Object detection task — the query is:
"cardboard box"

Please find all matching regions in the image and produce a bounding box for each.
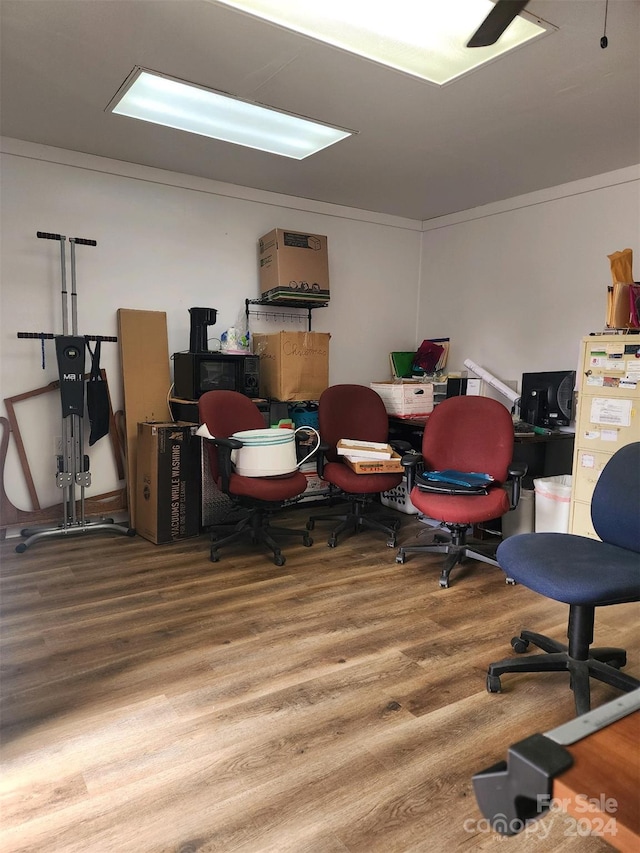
[370,381,434,417]
[258,228,330,301]
[342,452,404,474]
[136,422,201,544]
[253,331,330,402]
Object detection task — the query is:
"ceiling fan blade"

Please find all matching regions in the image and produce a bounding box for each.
[467,0,531,48]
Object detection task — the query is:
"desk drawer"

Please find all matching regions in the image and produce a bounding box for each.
[572,449,614,504]
[574,409,640,450]
[570,500,600,540]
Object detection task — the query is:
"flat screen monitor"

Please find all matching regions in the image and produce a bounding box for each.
[519,370,576,428]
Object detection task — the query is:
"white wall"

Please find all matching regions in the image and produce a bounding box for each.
[418,166,640,399]
[0,139,421,512]
[2,138,638,520]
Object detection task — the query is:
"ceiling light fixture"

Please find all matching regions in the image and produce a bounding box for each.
[209,0,555,85]
[107,67,355,159]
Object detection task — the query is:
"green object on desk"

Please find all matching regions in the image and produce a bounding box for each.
[533,426,553,436]
[390,351,423,378]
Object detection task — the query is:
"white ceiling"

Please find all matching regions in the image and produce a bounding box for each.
[1,0,639,222]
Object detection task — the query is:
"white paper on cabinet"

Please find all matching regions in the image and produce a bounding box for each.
[589,397,632,428]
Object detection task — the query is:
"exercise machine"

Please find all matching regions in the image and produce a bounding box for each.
[14,231,135,552]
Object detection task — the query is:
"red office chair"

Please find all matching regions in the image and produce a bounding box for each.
[306,384,408,547]
[199,390,312,566]
[396,395,526,588]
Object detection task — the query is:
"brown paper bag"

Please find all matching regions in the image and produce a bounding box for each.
[606,249,636,329]
[253,331,330,401]
[607,281,638,329]
[607,249,634,285]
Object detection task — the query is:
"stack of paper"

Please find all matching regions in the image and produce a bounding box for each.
[336,439,394,460]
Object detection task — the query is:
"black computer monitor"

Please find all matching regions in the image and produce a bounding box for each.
[519,370,576,428]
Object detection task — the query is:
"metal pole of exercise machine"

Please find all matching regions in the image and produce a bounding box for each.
[15,232,135,553]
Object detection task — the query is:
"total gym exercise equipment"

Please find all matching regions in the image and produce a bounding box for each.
[14,231,135,552]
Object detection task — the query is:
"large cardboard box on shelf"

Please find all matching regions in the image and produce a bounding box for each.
[136,422,200,545]
[370,381,434,417]
[258,228,330,302]
[253,331,330,402]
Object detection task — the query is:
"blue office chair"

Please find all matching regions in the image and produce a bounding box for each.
[487,441,640,716]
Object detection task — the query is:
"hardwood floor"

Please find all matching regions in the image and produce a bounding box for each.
[1,507,638,852]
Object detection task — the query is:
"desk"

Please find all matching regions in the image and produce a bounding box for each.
[554,711,639,852]
[387,415,575,487]
[473,690,640,850]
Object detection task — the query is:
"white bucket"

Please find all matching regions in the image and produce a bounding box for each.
[534,474,572,533]
[230,427,320,477]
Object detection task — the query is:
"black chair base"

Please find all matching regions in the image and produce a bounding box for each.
[487,627,640,717]
[396,524,511,588]
[209,507,312,566]
[307,497,400,548]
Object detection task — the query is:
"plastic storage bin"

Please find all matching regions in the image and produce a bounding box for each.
[381,476,420,515]
[533,475,572,533]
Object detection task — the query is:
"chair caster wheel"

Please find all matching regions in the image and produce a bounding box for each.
[327,537,337,548]
[487,674,502,693]
[306,520,315,531]
[386,536,397,548]
[434,533,448,544]
[302,534,313,547]
[511,636,529,654]
[395,551,406,564]
[505,577,517,585]
[274,553,286,567]
[439,578,450,589]
[210,550,220,563]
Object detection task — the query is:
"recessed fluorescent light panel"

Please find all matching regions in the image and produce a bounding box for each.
[211,0,554,85]
[107,68,354,159]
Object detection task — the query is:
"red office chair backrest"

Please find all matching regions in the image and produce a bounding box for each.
[199,390,266,483]
[421,396,514,482]
[319,384,391,463]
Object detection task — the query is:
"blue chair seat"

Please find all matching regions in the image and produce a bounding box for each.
[497,533,640,606]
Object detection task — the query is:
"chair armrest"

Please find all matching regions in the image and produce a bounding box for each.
[207,435,242,492]
[508,462,528,479]
[401,450,423,491]
[390,439,413,456]
[315,441,331,478]
[506,462,528,510]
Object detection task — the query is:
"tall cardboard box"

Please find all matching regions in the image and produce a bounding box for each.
[253,331,330,402]
[258,228,330,302]
[136,422,200,544]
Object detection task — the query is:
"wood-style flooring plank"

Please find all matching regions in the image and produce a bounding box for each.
[1,508,637,852]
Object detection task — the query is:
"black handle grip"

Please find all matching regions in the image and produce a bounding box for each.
[36,231,64,241]
[17,332,55,339]
[71,238,97,246]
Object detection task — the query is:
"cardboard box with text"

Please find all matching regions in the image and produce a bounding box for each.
[258,228,330,302]
[136,422,200,544]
